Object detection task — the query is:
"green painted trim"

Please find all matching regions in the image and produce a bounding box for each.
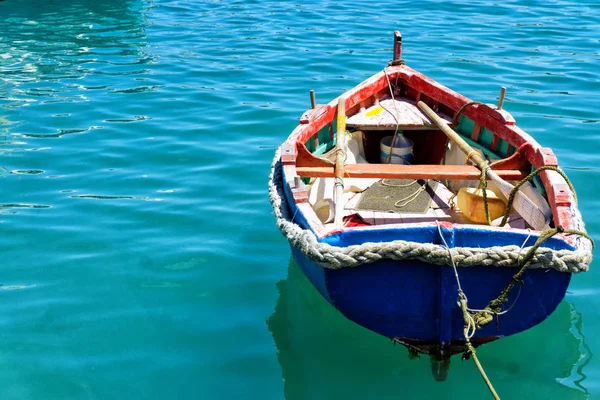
[461,135,500,160]
[318,125,330,147]
[497,138,509,158]
[305,125,335,155]
[532,173,547,196]
[480,127,494,148]
[456,116,501,159]
[456,116,475,138]
[314,142,331,156]
[305,135,315,152]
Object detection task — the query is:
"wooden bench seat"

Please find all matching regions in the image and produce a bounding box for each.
[296,163,528,181]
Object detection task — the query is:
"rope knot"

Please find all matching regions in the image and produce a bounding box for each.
[388,59,406,66]
[473,310,495,329]
[557,225,565,233]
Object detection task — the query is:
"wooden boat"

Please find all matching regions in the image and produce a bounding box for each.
[269,31,593,380]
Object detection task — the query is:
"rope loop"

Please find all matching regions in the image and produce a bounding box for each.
[465,150,480,165]
[499,165,578,227]
[387,59,406,66]
[451,101,484,126]
[472,225,593,330]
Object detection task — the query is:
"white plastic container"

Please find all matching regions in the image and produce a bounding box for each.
[380,135,413,164]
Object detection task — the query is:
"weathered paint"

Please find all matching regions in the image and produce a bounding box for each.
[393,30,402,61]
[347,97,452,130]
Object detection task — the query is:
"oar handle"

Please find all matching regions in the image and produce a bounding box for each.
[334,97,346,227]
[417,101,487,170]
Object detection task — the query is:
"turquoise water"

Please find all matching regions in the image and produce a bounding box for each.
[0,0,598,398]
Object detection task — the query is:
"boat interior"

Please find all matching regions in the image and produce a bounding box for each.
[285,72,555,232]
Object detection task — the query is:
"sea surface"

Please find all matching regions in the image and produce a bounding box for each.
[0,0,598,399]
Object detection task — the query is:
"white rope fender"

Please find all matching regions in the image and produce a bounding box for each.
[269,150,593,273]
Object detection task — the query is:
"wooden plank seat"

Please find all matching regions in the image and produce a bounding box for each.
[296,164,528,181]
[346,97,452,130]
[291,141,530,181]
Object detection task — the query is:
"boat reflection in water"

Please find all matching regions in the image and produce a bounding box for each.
[268,260,590,399]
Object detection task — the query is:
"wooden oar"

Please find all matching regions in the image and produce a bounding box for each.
[417,101,548,231]
[334,97,346,228]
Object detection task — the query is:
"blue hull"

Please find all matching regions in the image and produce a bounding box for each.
[291,244,570,352]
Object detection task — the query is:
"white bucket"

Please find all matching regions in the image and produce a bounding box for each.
[380,135,413,164]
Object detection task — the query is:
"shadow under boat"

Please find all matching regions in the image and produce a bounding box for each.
[267,259,590,399]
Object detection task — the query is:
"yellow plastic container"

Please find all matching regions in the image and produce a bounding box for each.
[456,187,507,224]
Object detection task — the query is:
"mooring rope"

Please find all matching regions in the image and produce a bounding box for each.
[499,166,577,227]
[451,101,484,127]
[436,221,499,398]
[472,224,593,329]
[435,220,593,400]
[458,293,501,400]
[382,67,403,165]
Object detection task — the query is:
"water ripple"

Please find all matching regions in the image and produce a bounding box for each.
[70,194,162,201]
[0,0,598,398]
[0,203,50,209]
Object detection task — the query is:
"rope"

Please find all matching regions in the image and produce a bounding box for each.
[440,225,591,399]
[478,162,493,226]
[472,224,593,329]
[499,165,577,227]
[394,183,428,208]
[465,150,480,165]
[269,150,593,273]
[388,59,406,67]
[381,179,418,188]
[447,158,594,328]
[458,294,501,400]
[382,179,429,209]
[452,101,484,126]
[383,67,402,165]
[437,221,500,398]
[436,221,463,293]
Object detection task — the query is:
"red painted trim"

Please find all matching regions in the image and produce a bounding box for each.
[471,123,482,142]
[506,145,514,158]
[280,143,296,165]
[296,142,334,168]
[292,187,309,203]
[490,134,499,152]
[489,147,530,171]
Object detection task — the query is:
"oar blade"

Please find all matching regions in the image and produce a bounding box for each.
[487,170,548,230]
